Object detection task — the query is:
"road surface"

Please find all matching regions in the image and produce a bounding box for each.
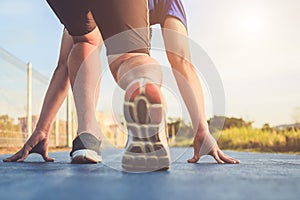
[0,148,299,200]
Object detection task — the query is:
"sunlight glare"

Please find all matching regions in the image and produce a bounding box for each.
[242,16,261,34]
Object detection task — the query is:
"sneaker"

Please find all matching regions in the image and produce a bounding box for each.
[122,79,170,172]
[70,133,102,164]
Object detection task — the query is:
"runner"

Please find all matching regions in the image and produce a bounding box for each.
[3,0,239,168]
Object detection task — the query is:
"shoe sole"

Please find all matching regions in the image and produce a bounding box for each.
[122,81,170,172]
[71,149,102,164]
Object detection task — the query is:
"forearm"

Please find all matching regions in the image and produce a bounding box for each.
[35,29,73,134]
[35,65,70,133]
[171,58,209,135]
[162,17,208,136]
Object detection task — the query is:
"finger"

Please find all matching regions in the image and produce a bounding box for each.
[3,149,23,162]
[43,156,55,162]
[223,156,240,164]
[16,143,36,162]
[39,141,54,162]
[3,156,15,162]
[218,150,240,164]
[188,150,200,163]
[16,149,29,162]
[4,136,38,162]
[187,155,199,163]
[3,154,19,162]
[42,152,55,162]
[212,151,225,164]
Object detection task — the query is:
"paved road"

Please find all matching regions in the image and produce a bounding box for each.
[1,148,299,200]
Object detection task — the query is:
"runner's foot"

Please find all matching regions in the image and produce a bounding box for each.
[70,133,102,164]
[122,79,170,172]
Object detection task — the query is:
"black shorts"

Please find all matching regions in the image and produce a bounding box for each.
[46,0,150,55]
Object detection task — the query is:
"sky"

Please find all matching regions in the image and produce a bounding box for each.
[0,0,299,127]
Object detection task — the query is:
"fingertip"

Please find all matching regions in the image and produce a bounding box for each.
[46,158,55,162]
[213,154,223,164]
[17,158,25,162]
[231,159,240,164]
[43,154,55,162]
[217,159,225,164]
[188,157,199,163]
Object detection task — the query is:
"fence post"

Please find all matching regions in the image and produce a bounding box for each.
[27,62,32,139]
[66,89,72,147]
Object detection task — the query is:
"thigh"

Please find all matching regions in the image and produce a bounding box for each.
[46,0,97,36]
[91,0,150,55]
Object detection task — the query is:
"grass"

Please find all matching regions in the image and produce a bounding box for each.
[215,127,300,153]
[169,127,300,154]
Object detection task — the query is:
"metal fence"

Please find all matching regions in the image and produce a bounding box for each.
[0,47,130,149]
[0,47,75,148]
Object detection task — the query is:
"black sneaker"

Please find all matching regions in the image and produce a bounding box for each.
[70,133,102,164]
[122,79,170,172]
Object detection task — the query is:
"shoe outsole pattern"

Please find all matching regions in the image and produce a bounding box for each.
[122,80,170,172]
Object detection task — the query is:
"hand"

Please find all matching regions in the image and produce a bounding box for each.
[3,129,54,162]
[187,131,240,164]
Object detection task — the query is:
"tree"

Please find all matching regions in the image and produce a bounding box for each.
[0,114,20,132]
[167,117,193,138]
[261,123,273,132]
[208,116,253,132]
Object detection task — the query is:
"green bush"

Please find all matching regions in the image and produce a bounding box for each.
[218,127,300,152]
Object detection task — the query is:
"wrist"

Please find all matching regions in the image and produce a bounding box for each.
[34,124,52,137]
[196,124,209,136]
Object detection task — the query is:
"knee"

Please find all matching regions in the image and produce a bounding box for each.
[54,56,68,76]
[56,52,68,70]
[72,27,102,46]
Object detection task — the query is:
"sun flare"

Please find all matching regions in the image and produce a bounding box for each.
[242,16,260,33]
